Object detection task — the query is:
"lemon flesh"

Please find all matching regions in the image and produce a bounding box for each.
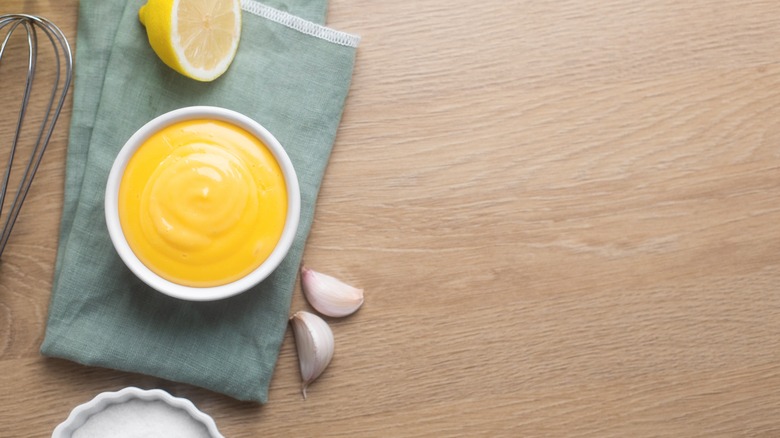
[139,0,241,82]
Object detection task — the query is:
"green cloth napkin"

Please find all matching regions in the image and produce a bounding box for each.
[41,0,358,403]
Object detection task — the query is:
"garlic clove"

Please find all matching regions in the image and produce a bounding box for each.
[290,310,335,399]
[301,266,364,317]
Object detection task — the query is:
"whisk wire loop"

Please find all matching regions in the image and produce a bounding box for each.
[0,14,72,259]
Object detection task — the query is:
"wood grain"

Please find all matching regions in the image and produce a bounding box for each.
[2,0,780,436]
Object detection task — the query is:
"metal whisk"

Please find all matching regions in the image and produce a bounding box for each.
[0,14,72,259]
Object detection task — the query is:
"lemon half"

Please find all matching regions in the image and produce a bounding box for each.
[139,0,241,82]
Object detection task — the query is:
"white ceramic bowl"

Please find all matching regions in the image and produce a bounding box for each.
[52,387,223,438]
[105,106,300,301]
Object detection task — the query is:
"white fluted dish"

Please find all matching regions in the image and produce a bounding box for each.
[51,387,223,438]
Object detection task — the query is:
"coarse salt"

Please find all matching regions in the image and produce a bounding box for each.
[72,398,212,438]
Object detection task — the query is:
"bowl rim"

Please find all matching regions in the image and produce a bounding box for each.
[51,386,224,438]
[105,106,301,301]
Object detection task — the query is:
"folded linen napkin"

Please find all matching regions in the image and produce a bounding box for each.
[41,0,359,403]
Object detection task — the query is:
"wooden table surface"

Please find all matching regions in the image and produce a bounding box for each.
[3,0,780,436]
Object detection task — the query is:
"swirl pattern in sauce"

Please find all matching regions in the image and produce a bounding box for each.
[118,119,287,287]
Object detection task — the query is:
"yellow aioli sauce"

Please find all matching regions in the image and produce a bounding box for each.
[118,119,288,287]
